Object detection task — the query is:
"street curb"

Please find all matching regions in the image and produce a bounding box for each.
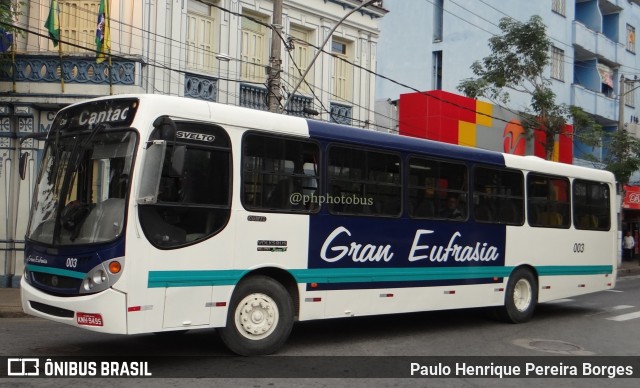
[0,312,32,318]
[618,267,640,277]
[0,308,31,319]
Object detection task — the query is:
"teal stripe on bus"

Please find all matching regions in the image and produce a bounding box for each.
[148,269,248,288]
[536,265,613,276]
[288,267,515,283]
[26,264,86,280]
[147,265,613,288]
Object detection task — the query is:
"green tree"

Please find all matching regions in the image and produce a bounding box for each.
[0,1,18,30]
[0,1,23,82]
[603,128,640,186]
[457,15,601,160]
[0,1,22,49]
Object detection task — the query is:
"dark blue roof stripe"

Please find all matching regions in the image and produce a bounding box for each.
[306,120,505,166]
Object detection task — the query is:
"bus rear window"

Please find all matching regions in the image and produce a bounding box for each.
[573,180,610,231]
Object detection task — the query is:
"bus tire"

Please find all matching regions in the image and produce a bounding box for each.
[219,275,294,356]
[495,268,537,323]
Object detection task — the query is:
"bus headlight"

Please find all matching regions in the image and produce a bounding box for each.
[23,266,32,285]
[79,258,124,294]
[82,277,95,292]
[92,270,107,285]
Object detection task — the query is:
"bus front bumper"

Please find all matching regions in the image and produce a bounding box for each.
[20,278,128,334]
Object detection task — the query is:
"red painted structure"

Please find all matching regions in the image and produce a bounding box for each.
[398,90,573,164]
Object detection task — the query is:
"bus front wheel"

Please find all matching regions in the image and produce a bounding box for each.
[495,268,538,323]
[219,275,294,356]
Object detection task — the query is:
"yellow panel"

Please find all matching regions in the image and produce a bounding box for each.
[552,137,560,161]
[476,101,493,127]
[458,121,476,147]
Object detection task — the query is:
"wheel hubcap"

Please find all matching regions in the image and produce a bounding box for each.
[513,279,532,312]
[235,293,279,340]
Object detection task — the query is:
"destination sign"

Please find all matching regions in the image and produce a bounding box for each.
[54,98,139,132]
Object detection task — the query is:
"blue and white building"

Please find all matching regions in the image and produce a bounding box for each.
[376,0,640,163]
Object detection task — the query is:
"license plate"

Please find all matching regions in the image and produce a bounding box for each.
[76,312,103,326]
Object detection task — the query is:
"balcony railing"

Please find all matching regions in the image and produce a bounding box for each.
[330,102,353,125]
[239,84,268,111]
[0,55,136,85]
[572,21,624,65]
[184,73,218,102]
[571,83,616,122]
[239,84,314,117]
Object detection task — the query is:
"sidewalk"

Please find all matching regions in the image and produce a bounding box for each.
[2,262,640,319]
[616,258,640,277]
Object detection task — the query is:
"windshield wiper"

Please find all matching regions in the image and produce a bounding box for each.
[51,123,109,244]
[68,123,110,169]
[82,123,109,148]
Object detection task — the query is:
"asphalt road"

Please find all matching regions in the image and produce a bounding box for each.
[2,275,639,387]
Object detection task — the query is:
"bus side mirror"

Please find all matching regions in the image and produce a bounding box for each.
[19,152,29,180]
[152,116,177,142]
[137,141,167,204]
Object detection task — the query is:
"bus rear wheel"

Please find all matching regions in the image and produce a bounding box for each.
[495,268,537,323]
[219,275,294,356]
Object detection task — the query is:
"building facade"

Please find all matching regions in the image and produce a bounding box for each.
[375,0,640,258]
[0,0,386,287]
[376,0,640,163]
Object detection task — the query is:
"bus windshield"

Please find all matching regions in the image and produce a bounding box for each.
[27,129,137,246]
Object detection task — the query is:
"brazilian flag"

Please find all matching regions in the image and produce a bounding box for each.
[44,0,60,47]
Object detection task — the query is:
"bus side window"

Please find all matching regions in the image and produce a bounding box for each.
[409,157,467,220]
[473,167,524,225]
[242,133,320,213]
[139,123,232,248]
[139,206,187,247]
[327,146,401,217]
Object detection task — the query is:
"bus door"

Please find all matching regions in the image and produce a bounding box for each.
[136,119,233,329]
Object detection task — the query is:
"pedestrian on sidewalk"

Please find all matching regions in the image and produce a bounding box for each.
[623,231,635,261]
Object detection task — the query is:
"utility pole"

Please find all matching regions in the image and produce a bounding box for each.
[619,75,640,132]
[619,74,626,133]
[268,0,283,113]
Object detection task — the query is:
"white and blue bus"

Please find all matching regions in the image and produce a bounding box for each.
[20,94,617,355]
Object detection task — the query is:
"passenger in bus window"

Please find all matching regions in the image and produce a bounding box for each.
[474,194,494,222]
[441,194,464,220]
[415,179,436,217]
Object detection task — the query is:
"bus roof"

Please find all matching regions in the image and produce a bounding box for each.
[306,120,615,183]
[306,119,505,166]
[503,153,615,182]
[72,94,615,183]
